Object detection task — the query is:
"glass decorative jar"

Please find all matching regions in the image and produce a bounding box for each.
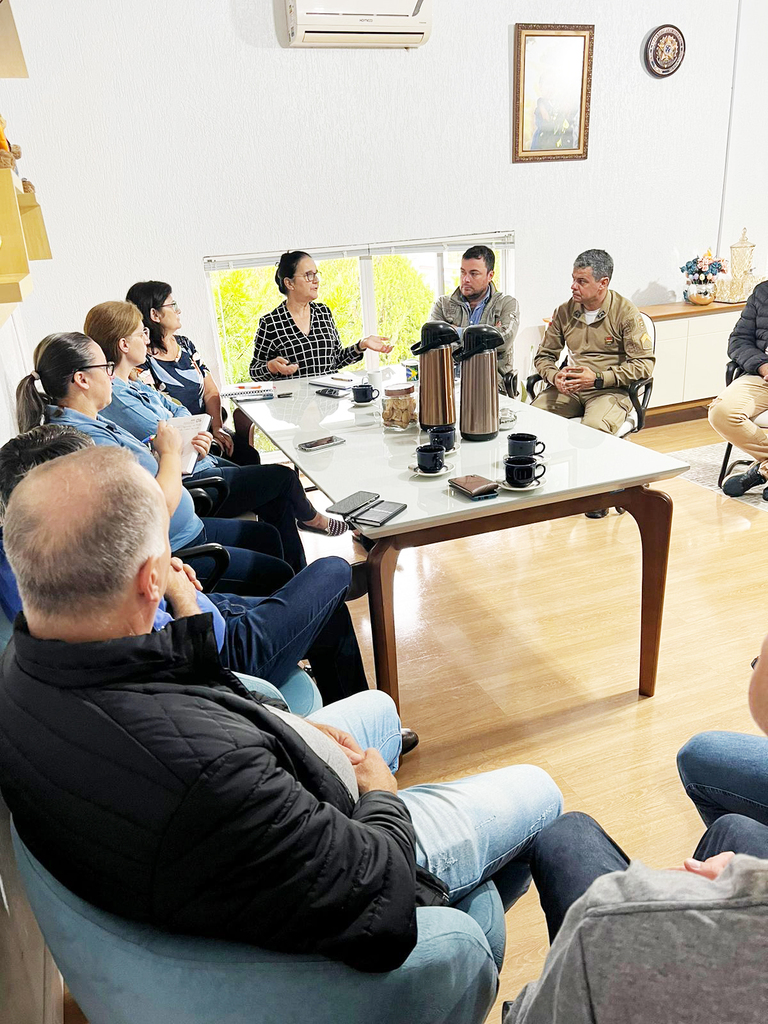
[381,383,417,431]
[684,274,716,305]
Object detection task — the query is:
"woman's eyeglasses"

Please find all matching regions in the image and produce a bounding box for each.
[160,301,181,313]
[296,272,320,283]
[72,362,115,381]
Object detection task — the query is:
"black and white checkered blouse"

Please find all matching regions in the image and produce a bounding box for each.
[249,301,363,381]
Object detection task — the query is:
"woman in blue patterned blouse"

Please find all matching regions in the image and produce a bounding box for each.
[249,251,393,381]
[127,281,260,467]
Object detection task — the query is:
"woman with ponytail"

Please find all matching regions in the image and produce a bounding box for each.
[16,333,294,595]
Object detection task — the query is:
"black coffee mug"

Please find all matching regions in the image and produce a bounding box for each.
[352,383,379,403]
[504,455,546,488]
[507,432,546,458]
[416,443,445,474]
[429,425,456,451]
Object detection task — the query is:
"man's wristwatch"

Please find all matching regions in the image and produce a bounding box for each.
[593,376,604,389]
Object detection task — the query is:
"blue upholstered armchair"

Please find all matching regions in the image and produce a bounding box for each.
[12,824,504,1024]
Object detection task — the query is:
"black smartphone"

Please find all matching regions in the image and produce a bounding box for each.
[352,500,407,527]
[327,491,380,517]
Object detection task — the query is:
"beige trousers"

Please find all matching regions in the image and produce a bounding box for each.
[709,374,768,474]
[531,386,632,434]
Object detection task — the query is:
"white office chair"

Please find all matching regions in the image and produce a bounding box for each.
[525,311,656,436]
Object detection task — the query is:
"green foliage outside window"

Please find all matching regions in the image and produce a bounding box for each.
[210,254,436,385]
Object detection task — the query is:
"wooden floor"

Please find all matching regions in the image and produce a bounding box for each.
[65,417,766,1022]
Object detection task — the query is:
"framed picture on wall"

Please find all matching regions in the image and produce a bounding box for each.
[512,23,594,163]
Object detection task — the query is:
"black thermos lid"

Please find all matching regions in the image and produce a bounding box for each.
[461,324,504,358]
[411,321,459,355]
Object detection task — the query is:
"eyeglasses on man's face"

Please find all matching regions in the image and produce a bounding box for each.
[160,301,181,313]
[73,362,115,381]
[295,271,320,283]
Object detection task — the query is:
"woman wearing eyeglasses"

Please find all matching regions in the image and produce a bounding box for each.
[126,281,259,467]
[249,251,393,381]
[83,301,350,561]
[15,333,295,596]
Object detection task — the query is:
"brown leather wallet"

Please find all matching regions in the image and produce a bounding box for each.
[448,474,499,497]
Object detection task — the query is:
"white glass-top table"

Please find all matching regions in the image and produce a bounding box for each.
[236,370,689,708]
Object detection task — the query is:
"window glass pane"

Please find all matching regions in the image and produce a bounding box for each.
[210,258,362,384]
[373,254,437,366]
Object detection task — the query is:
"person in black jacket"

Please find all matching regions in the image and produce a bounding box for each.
[709,281,768,496]
[0,445,562,973]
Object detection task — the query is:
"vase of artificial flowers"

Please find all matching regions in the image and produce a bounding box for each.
[681,250,728,305]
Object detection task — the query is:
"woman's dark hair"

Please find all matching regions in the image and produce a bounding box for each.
[275,251,311,296]
[0,424,93,520]
[16,332,96,434]
[126,280,172,353]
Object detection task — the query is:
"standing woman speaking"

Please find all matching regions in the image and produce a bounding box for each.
[249,251,393,381]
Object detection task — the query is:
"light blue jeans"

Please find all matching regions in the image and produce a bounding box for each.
[678,730,768,827]
[312,691,564,907]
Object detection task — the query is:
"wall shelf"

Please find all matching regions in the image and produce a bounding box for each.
[0,1,28,78]
[0,168,51,323]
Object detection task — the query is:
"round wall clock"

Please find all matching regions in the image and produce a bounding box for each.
[645,25,686,77]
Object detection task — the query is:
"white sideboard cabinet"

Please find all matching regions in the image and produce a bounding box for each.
[639,301,746,409]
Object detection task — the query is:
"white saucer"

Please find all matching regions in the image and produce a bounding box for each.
[408,461,455,478]
[351,400,377,408]
[498,478,543,491]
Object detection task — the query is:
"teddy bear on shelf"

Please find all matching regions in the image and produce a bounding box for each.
[0,113,22,170]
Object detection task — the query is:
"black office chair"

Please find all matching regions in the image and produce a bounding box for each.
[171,542,230,593]
[501,371,519,399]
[715,361,767,488]
[183,474,230,517]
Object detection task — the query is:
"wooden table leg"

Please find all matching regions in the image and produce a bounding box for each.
[366,537,401,710]
[620,486,674,697]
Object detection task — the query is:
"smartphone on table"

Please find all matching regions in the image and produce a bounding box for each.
[296,436,346,453]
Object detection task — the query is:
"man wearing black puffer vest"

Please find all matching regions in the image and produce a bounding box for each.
[0,446,562,975]
[710,282,768,497]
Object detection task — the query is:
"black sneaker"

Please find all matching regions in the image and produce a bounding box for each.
[585,508,609,519]
[723,464,765,496]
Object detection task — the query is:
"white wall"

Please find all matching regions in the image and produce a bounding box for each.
[2,0,765,436]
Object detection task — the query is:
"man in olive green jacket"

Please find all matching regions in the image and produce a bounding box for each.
[429,244,519,392]
[532,249,654,433]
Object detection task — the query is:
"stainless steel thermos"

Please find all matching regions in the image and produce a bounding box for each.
[457,324,503,441]
[410,322,458,431]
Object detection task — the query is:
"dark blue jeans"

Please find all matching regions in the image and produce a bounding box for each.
[190,518,293,596]
[526,811,768,941]
[190,462,314,573]
[677,730,768,827]
[208,555,368,703]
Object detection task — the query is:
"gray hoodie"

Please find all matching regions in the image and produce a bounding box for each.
[504,855,768,1024]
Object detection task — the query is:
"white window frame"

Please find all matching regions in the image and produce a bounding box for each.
[204,231,515,383]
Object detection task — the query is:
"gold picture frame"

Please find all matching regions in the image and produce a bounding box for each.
[512,23,594,163]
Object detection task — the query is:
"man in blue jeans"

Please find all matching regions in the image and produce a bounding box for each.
[677,630,768,827]
[0,444,563,972]
[500,632,768,1021]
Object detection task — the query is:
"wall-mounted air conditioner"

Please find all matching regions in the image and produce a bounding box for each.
[286,0,432,49]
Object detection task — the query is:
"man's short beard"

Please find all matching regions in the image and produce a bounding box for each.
[461,285,487,303]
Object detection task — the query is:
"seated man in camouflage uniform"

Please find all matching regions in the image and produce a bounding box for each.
[532,249,655,518]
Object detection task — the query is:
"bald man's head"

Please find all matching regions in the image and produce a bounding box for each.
[4,446,169,619]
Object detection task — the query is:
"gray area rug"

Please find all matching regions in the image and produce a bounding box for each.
[668,443,768,512]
